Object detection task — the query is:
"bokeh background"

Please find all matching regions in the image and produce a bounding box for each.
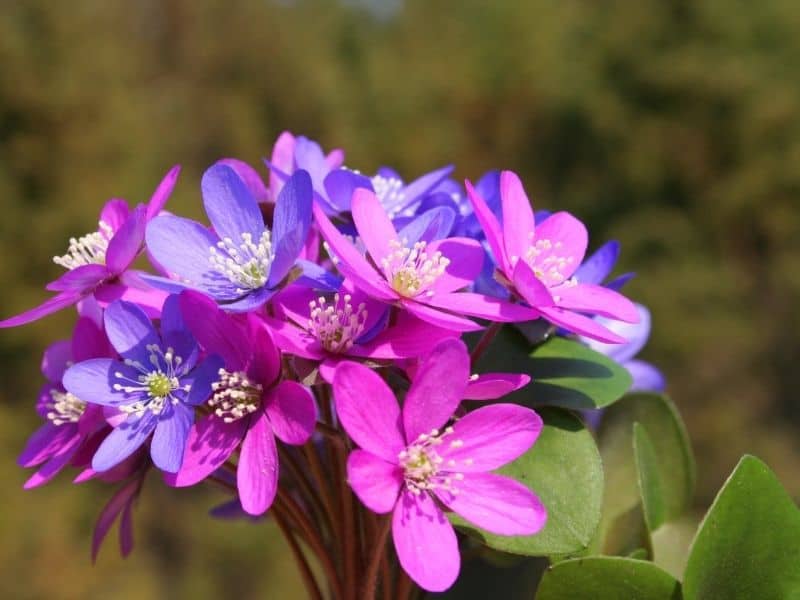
[1,1,799,598]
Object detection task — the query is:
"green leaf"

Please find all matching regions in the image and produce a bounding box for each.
[452,408,603,556]
[473,328,632,410]
[633,422,666,530]
[683,455,800,600]
[535,557,682,600]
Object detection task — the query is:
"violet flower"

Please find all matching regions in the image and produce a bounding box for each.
[62,297,221,473]
[466,170,640,343]
[334,339,546,591]
[0,166,180,327]
[165,290,317,516]
[314,188,539,332]
[144,164,316,312]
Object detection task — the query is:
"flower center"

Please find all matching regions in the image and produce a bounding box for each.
[371,175,405,216]
[46,389,86,425]
[53,221,113,270]
[381,239,450,298]
[398,426,469,496]
[112,344,188,416]
[308,293,368,353]
[209,231,274,294]
[209,369,263,423]
[520,235,577,287]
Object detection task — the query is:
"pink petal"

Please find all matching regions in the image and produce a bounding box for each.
[347,449,403,514]
[268,131,296,196]
[41,339,72,382]
[99,198,131,233]
[427,237,483,293]
[500,171,536,269]
[464,373,531,400]
[333,361,405,461]
[437,472,546,535]
[554,283,639,323]
[146,165,181,220]
[392,490,459,592]
[403,339,469,443]
[351,188,399,271]
[179,290,251,369]
[261,316,325,360]
[403,300,482,332]
[465,179,509,274]
[238,409,279,515]
[23,436,82,489]
[18,422,74,467]
[426,291,540,323]
[512,260,555,307]
[359,311,458,359]
[263,380,316,446]
[247,316,281,387]
[531,212,588,280]
[439,404,542,472]
[537,305,626,343]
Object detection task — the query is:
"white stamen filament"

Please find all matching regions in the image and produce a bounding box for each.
[381,239,450,298]
[209,369,263,423]
[209,231,274,294]
[308,293,368,353]
[523,234,577,287]
[53,221,113,270]
[46,390,86,425]
[398,426,471,496]
[371,175,405,217]
[112,344,188,417]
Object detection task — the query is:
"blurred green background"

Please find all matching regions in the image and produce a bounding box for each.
[1,1,799,598]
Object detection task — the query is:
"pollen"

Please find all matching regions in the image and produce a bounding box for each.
[398,426,470,497]
[53,221,113,270]
[112,344,187,417]
[46,390,87,425]
[209,230,274,294]
[381,239,450,298]
[308,293,368,353]
[523,235,576,287]
[209,369,263,423]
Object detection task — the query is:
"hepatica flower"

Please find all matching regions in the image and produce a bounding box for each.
[63,297,221,473]
[166,290,316,515]
[314,188,539,331]
[333,339,546,591]
[466,170,639,342]
[0,166,180,327]
[145,164,313,312]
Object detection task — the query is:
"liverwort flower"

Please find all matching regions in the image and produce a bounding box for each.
[165,290,316,515]
[314,188,540,332]
[466,170,640,343]
[333,339,546,591]
[0,166,180,327]
[144,164,315,312]
[62,297,222,473]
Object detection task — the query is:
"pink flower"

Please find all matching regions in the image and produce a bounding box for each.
[333,339,546,591]
[466,170,639,342]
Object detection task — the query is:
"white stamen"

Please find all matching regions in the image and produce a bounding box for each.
[371,175,406,217]
[46,390,86,425]
[308,293,368,353]
[209,231,274,293]
[523,234,577,287]
[381,239,450,298]
[113,344,186,417]
[398,425,469,496]
[208,369,262,423]
[53,221,113,270]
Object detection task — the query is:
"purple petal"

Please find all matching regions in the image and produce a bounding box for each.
[238,409,279,515]
[63,358,132,407]
[438,404,542,472]
[397,165,455,209]
[100,199,131,233]
[216,159,268,203]
[333,361,405,461]
[219,287,274,313]
[47,264,109,292]
[351,188,399,270]
[23,436,82,489]
[41,339,72,382]
[201,164,265,243]
[500,171,537,268]
[466,179,509,274]
[581,303,652,363]
[464,373,531,401]
[92,412,158,472]
[538,305,625,344]
[626,360,667,392]
[247,316,281,387]
[268,169,314,287]
[574,240,620,285]
[263,317,324,360]
[145,215,222,287]
[159,294,198,366]
[555,283,639,323]
[18,422,73,467]
[512,261,555,307]
[186,355,225,406]
[0,291,81,328]
[263,380,316,446]
[104,300,160,364]
[426,291,540,323]
[119,497,135,557]
[146,165,181,220]
[403,301,482,332]
[180,290,250,368]
[397,205,456,246]
[150,403,193,473]
[294,136,330,192]
[72,315,113,362]
[347,449,403,513]
[164,414,246,487]
[403,339,469,442]
[293,259,343,291]
[92,477,140,562]
[438,472,546,535]
[359,312,458,360]
[532,212,588,279]
[324,168,373,212]
[392,490,459,592]
[268,131,296,195]
[428,238,483,293]
[106,205,146,274]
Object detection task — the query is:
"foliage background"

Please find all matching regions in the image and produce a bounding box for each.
[0,1,798,597]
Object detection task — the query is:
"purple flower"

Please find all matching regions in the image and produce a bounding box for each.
[165,290,316,516]
[18,299,112,488]
[144,164,315,312]
[265,282,458,382]
[0,166,180,327]
[333,339,546,591]
[314,188,539,332]
[62,297,221,473]
[466,170,640,343]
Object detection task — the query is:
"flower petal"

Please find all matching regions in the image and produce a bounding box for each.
[426,291,540,323]
[626,360,667,393]
[201,163,265,243]
[323,168,373,212]
[427,237,483,293]
[106,205,146,274]
[150,402,194,473]
[47,264,109,292]
[537,305,625,344]
[238,409,279,515]
[18,422,73,467]
[500,171,537,268]
[247,316,281,386]
[351,188,399,271]
[397,205,456,246]
[403,300,482,332]
[216,159,268,203]
[465,179,509,274]
[359,311,458,359]
[532,212,588,279]
[392,490,459,592]
[574,240,620,285]
[263,380,316,446]
[268,169,314,287]
[146,165,181,220]
[41,339,72,382]
[23,438,82,489]
[179,291,250,369]
[145,215,220,286]
[555,283,639,323]
[403,339,469,443]
[438,403,542,472]
[0,291,81,328]
[464,373,531,401]
[100,198,131,233]
[347,449,403,514]
[437,472,546,536]
[512,260,555,307]
[581,303,651,363]
[92,412,158,472]
[333,361,404,461]
[63,358,131,407]
[103,300,160,364]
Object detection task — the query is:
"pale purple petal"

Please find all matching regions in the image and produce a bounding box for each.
[0,291,81,328]
[106,205,146,274]
[500,171,536,268]
[397,205,456,246]
[538,306,625,344]
[464,373,531,400]
[438,404,542,472]
[555,283,639,323]
[532,212,588,279]
[582,303,651,363]
[347,449,403,513]
[293,259,342,291]
[427,238,483,293]
[392,490,459,592]
[333,361,404,461]
[263,380,316,446]
[437,472,546,536]
[626,360,667,392]
[217,160,268,203]
[324,168,372,212]
[186,355,225,406]
[426,291,540,323]
[465,179,509,274]
[145,215,220,285]
[150,402,194,473]
[397,165,454,210]
[41,339,72,382]
[63,358,130,407]
[268,169,314,287]
[574,240,620,285]
[92,412,158,472]
[201,163,265,242]
[146,165,181,220]
[403,339,469,442]
[219,287,274,313]
[269,131,296,195]
[238,409,279,515]
[351,188,399,272]
[103,300,160,364]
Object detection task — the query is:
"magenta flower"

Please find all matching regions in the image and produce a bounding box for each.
[314,189,539,332]
[333,339,546,591]
[466,170,639,342]
[165,290,316,515]
[0,166,180,327]
[265,282,458,382]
